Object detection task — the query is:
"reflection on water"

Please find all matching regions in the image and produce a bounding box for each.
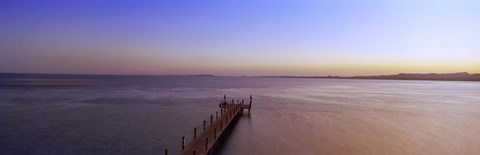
[1,74,479,155]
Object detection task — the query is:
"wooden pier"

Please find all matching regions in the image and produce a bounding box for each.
[165,95,252,155]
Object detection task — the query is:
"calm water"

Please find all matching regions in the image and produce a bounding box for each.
[1,74,480,155]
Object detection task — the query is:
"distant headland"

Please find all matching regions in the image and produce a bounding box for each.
[1,72,480,82]
[262,72,480,81]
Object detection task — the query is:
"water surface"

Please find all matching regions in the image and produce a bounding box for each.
[1,74,479,155]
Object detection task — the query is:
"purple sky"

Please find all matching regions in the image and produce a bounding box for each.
[1,0,479,76]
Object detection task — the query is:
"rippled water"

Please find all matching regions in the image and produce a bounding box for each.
[1,74,479,155]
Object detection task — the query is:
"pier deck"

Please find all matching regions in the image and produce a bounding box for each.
[170,95,252,155]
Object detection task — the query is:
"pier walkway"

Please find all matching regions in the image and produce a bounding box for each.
[165,95,252,155]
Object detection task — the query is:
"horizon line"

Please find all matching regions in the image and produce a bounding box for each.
[0,71,478,78]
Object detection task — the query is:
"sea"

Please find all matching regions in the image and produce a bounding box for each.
[1,73,479,155]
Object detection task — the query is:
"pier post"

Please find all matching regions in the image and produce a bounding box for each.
[221,108,223,115]
[194,128,197,139]
[220,120,223,130]
[182,136,185,150]
[193,150,196,155]
[214,128,217,139]
[216,111,218,120]
[205,137,208,151]
[203,120,206,131]
[165,149,168,155]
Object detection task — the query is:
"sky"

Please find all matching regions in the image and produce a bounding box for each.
[1,0,479,76]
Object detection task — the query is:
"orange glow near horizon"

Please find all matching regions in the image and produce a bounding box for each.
[1,1,479,76]
[1,46,479,76]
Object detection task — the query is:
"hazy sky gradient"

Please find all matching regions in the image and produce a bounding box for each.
[1,0,479,76]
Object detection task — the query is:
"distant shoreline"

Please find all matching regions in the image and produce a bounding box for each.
[1,72,480,82]
[261,72,480,82]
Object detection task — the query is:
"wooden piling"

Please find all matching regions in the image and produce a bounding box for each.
[182,136,185,150]
[203,120,206,131]
[205,137,208,151]
[194,128,197,139]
